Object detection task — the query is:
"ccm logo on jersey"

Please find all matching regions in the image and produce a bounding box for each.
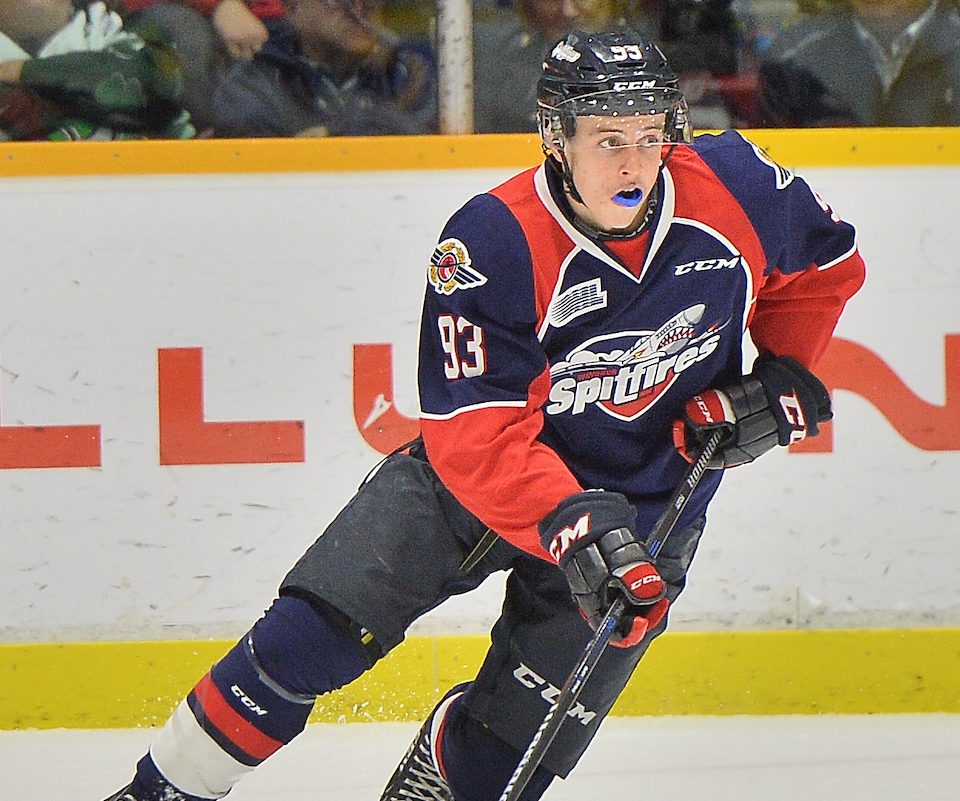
[548,513,590,562]
[674,256,741,276]
[428,238,488,296]
[779,391,808,443]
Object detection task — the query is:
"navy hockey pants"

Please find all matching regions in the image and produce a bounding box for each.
[281,449,705,778]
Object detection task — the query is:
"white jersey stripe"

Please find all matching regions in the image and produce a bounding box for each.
[420,399,529,420]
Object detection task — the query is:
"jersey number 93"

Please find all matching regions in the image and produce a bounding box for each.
[438,314,487,379]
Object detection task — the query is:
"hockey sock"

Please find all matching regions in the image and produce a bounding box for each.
[145,594,370,798]
[440,692,555,801]
[244,592,371,697]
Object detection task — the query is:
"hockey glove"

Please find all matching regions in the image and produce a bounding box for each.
[539,490,669,648]
[672,354,832,469]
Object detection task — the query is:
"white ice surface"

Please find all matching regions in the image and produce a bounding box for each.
[6,714,960,800]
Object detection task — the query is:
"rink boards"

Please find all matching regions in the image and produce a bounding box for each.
[1,130,958,728]
[3,627,960,729]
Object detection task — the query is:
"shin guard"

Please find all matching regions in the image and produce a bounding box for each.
[148,594,370,798]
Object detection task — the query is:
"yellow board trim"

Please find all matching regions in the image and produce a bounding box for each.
[1,128,959,179]
[2,629,958,729]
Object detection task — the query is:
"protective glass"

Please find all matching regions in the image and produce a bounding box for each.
[572,114,674,152]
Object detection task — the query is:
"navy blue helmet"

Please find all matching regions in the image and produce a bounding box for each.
[537,30,692,147]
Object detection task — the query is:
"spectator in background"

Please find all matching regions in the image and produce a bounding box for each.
[120,0,280,132]
[0,0,193,140]
[759,0,960,126]
[732,0,799,65]
[124,0,275,60]
[473,0,757,133]
[630,0,739,74]
[626,0,755,128]
[124,0,436,137]
[473,0,617,133]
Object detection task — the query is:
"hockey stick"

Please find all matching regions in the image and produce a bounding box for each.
[497,427,727,801]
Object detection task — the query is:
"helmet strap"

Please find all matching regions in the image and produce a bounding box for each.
[558,147,585,206]
[544,155,662,241]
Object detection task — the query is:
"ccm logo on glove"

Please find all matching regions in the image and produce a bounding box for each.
[547,513,590,562]
[622,563,664,599]
[778,392,807,443]
[539,491,668,648]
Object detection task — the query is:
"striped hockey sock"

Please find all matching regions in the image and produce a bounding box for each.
[142,594,369,798]
[149,635,315,797]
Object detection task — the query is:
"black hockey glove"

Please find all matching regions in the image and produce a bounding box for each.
[672,354,833,469]
[539,490,669,648]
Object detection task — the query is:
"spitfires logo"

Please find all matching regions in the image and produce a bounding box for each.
[429,238,488,295]
[546,304,725,420]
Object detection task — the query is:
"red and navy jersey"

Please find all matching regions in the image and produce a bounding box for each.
[418,131,865,560]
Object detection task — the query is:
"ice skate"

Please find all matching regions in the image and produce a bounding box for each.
[101,780,191,800]
[101,787,138,801]
[379,683,468,801]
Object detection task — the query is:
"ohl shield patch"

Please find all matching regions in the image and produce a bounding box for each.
[429,238,488,295]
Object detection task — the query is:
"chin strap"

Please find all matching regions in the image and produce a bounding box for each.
[543,142,586,206]
[559,149,586,206]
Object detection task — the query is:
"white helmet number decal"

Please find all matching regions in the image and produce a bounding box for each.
[610,44,645,61]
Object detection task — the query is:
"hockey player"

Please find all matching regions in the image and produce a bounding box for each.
[104,29,865,801]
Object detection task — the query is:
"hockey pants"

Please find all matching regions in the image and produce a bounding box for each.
[281,449,706,778]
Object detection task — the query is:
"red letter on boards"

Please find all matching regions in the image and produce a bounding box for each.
[353,344,420,455]
[158,347,305,465]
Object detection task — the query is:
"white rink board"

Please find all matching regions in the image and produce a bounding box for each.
[1,164,958,642]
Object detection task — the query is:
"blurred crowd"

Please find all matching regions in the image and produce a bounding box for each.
[2,0,959,140]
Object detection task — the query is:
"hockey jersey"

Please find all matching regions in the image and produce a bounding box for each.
[418,130,866,561]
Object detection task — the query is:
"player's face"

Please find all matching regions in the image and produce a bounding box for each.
[560,114,668,234]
